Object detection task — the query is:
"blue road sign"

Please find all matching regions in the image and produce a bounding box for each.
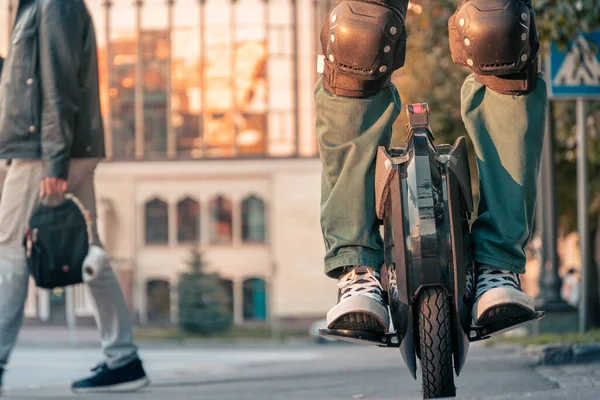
[548,30,600,98]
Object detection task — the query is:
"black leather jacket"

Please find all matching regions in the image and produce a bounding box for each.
[0,0,105,179]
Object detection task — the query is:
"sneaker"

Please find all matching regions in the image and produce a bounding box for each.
[327,266,390,333]
[71,358,149,393]
[472,265,535,326]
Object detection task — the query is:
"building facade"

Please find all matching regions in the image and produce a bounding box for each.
[1,0,339,327]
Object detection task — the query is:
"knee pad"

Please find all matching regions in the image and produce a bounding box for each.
[320,0,409,98]
[448,0,540,95]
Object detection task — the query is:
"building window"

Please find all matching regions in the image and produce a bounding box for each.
[91,0,309,160]
[145,198,169,244]
[243,278,267,321]
[202,0,269,157]
[177,197,200,243]
[108,0,138,159]
[146,279,171,325]
[142,3,169,157]
[173,0,202,158]
[220,279,234,315]
[209,195,233,244]
[241,195,265,243]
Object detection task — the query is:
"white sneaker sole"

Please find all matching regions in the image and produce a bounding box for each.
[473,287,535,324]
[327,295,390,332]
[72,377,149,393]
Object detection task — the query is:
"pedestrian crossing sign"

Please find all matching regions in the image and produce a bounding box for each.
[549,30,600,98]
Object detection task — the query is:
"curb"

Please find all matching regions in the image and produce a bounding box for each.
[528,343,600,365]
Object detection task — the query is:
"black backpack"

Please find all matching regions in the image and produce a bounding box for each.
[24,194,92,289]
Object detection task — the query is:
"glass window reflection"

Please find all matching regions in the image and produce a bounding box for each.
[145,198,169,244]
[209,195,232,245]
[109,0,137,159]
[203,0,234,158]
[242,195,265,243]
[142,1,168,157]
[177,197,200,243]
[81,0,302,160]
[234,0,268,156]
[173,0,202,158]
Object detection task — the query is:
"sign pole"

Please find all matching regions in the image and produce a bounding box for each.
[546,30,599,334]
[537,98,564,306]
[576,97,589,333]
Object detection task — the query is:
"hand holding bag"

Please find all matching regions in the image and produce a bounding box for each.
[24,194,93,289]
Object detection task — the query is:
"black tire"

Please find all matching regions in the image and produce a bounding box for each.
[418,287,456,399]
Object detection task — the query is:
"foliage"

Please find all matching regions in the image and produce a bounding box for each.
[392,0,466,147]
[178,248,233,335]
[486,328,600,347]
[553,100,600,234]
[534,0,600,48]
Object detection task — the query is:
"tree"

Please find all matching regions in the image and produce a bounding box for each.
[178,248,233,335]
[392,0,466,147]
[534,0,600,48]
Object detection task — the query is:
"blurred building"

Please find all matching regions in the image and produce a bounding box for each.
[1,0,339,328]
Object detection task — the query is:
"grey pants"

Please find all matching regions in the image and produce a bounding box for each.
[0,159,138,369]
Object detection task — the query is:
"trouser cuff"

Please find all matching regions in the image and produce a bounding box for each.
[475,255,525,274]
[324,250,384,279]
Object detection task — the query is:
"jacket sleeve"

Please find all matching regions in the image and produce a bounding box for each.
[38,0,83,179]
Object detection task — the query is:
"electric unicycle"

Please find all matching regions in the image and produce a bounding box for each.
[320,103,545,398]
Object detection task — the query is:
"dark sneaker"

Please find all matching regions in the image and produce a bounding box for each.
[472,266,535,326]
[326,266,390,333]
[71,358,149,393]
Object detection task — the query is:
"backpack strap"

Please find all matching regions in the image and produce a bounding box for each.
[65,193,94,249]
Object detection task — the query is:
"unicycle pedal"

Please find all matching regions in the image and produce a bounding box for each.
[468,311,546,342]
[319,329,400,348]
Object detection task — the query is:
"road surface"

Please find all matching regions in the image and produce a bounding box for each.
[2,340,599,399]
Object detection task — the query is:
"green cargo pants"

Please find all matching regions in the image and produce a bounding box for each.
[316,74,547,278]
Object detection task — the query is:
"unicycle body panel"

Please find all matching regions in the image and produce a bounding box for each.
[380,104,471,386]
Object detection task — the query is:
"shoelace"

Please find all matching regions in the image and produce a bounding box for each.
[338,266,384,303]
[475,267,520,299]
[91,363,109,373]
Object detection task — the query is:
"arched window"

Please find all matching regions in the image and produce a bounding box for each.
[243,278,267,321]
[145,198,169,244]
[241,195,265,243]
[177,197,200,243]
[220,279,234,315]
[146,279,171,325]
[209,195,232,244]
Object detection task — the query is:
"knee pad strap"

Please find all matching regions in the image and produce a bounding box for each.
[474,59,539,95]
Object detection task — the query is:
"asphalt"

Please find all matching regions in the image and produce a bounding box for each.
[1,340,599,399]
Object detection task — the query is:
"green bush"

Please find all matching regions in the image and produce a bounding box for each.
[178,249,233,335]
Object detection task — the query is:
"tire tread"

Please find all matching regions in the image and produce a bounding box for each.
[418,287,456,398]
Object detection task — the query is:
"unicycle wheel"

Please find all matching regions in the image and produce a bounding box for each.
[418,287,456,399]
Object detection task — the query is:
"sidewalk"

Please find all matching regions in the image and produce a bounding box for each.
[16,325,100,348]
[536,363,600,391]
[3,342,324,394]
[3,343,600,400]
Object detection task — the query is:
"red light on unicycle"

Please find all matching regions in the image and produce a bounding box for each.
[412,104,423,114]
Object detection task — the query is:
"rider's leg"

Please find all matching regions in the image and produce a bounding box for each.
[462,74,546,325]
[316,0,408,332]
[449,0,546,325]
[316,80,400,332]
